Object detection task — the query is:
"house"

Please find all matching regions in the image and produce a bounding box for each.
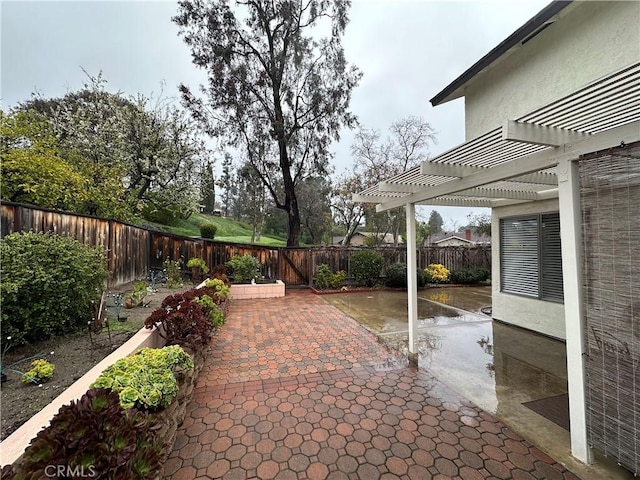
[428,229,491,246]
[331,231,402,246]
[354,0,639,474]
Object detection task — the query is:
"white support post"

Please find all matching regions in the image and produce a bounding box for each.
[557,157,593,464]
[405,203,418,354]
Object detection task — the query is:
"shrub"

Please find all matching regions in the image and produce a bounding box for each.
[22,359,55,384]
[314,264,347,290]
[0,231,108,346]
[144,286,226,349]
[6,388,163,480]
[200,222,217,239]
[424,263,450,283]
[163,258,184,288]
[186,257,210,274]
[227,254,261,283]
[92,345,193,410]
[385,263,428,288]
[385,263,407,287]
[331,270,347,289]
[351,250,384,287]
[449,267,491,284]
[417,268,428,288]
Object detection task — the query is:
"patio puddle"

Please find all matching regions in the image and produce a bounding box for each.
[323,287,568,415]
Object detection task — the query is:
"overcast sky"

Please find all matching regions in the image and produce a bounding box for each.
[1,0,549,229]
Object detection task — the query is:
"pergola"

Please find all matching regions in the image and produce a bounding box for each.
[353,62,640,463]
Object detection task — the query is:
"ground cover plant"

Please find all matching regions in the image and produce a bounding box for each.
[0,232,108,347]
[144,282,229,349]
[2,388,164,480]
[91,345,194,410]
[21,359,55,384]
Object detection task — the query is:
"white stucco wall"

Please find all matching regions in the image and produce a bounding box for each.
[465,1,640,140]
[492,199,566,340]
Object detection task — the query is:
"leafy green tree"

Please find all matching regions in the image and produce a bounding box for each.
[237,161,268,243]
[200,161,216,214]
[174,0,361,246]
[1,110,87,210]
[19,73,205,222]
[298,176,333,245]
[330,171,366,246]
[427,210,444,235]
[217,153,236,217]
[467,212,492,236]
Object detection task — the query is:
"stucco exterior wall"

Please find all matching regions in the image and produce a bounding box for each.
[492,199,566,339]
[465,1,640,140]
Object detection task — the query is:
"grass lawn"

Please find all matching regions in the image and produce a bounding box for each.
[142,213,288,247]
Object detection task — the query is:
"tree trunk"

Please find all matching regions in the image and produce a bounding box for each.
[286,198,301,247]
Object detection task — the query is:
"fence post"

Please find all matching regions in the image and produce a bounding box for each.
[107,219,115,287]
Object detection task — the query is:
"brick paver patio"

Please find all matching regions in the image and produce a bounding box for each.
[164,291,580,480]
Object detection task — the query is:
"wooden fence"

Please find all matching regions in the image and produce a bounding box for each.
[1,202,491,287]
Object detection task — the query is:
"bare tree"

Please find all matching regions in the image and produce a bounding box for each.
[349,116,436,245]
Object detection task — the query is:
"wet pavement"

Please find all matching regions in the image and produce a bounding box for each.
[323,287,633,480]
[165,291,583,480]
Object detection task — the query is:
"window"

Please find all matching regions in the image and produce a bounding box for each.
[500,213,564,303]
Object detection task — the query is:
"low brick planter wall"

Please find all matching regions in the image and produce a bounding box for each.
[231,280,285,299]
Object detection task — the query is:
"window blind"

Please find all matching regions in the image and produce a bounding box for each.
[500,217,539,297]
[541,213,564,302]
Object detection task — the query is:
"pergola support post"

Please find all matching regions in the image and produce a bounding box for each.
[405,202,418,354]
[557,158,593,464]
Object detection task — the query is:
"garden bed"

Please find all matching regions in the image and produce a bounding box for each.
[0,283,191,441]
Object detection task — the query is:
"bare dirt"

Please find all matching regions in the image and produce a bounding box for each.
[0,282,192,441]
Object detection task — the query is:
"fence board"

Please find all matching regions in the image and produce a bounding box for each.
[1,202,491,287]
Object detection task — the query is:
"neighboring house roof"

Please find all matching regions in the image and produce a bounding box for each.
[433,235,473,245]
[332,231,402,245]
[430,0,573,106]
[430,232,491,246]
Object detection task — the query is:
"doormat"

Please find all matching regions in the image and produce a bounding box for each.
[522,393,570,432]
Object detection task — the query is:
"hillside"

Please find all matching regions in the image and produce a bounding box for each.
[143,213,288,247]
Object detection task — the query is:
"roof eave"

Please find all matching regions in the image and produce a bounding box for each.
[429,1,573,107]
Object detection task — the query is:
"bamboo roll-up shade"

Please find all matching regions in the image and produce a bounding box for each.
[581,141,640,475]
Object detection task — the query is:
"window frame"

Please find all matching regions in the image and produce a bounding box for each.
[499,212,564,304]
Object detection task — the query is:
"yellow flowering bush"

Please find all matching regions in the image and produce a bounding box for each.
[425,263,450,284]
